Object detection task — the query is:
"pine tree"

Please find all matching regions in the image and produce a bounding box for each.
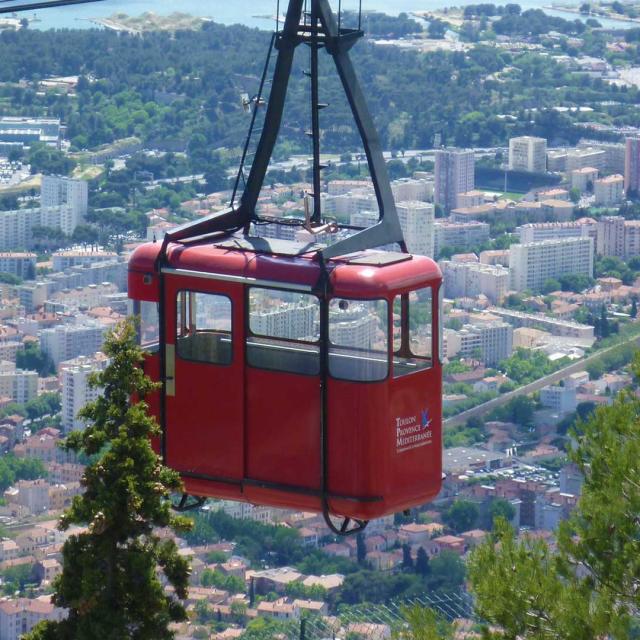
[415,547,431,577]
[25,320,192,640]
[356,532,367,564]
[402,543,414,571]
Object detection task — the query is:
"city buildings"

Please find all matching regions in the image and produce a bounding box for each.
[509,237,594,293]
[0,597,65,640]
[440,260,509,304]
[0,206,80,251]
[0,116,61,152]
[0,362,38,404]
[540,385,578,414]
[40,322,105,368]
[569,167,598,192]
[396,201,435,257]
[59,353,108,434]
[625,136,640,194]
[516,220,595,244]
[445,321,513,366]
[41,175,88,226]
[434,148,475,212]
[433,221,490,258]
[51,248,117,271]
[0,253,36,279]
[594,174,624,206]
[508,136,547,173]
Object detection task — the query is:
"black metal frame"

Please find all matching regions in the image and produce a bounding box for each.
[156,0,411,535]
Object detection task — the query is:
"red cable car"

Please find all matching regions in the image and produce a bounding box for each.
[128,0,443,534]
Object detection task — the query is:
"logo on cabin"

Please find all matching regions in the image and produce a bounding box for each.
[395,409,433,454]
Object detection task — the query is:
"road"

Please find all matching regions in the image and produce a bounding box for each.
[443,333,640,429]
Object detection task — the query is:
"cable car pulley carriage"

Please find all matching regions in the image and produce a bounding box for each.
[128,0,443,535]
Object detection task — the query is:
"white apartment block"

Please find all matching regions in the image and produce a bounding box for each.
[434,148,475,212]
[41,175,88,224]
[396,201,435,257]
[433,221,490,257]
[327,179,372,196]
[250,301,318,341]
[508,136,547,173]
[447,322,513,366]
[0,361,38,404]
[60,353,108,434]
[489,308,595,339]
[440,260,509,304]
[0,253,36,279]
[579,141,625,174]
[569,167,598,192]
[40,322,106,368]
[596,216,626,257]
[51,248,117,271]
[328,305,378,349]
[509,237,594,293]
[0,206,77,251]
[516,221,594,244]
[540,385,577,414]
[0,597,65,640]
[594,174,624,206]
[547,147,606,173]
[391,178,432,203]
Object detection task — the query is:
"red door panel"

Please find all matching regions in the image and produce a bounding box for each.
[163,276,244,486]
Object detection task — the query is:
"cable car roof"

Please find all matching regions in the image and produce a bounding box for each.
[130,238,441,298]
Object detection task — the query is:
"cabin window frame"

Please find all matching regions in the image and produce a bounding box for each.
[175,290,234,366]
[246,285,321,376]
[392,286,434,379]
[327,296,390,383]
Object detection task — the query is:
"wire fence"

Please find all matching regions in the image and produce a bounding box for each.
[282,591,476,639]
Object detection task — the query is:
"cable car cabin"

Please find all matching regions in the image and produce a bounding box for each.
[129,237,443,523]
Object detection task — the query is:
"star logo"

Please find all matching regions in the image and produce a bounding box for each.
[421,409,432,430]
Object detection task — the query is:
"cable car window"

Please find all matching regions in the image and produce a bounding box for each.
[139,301,160,350]
[328,299,388,382]
[176,291,232,365]
[393,287,433,378]
[247,288,320,375]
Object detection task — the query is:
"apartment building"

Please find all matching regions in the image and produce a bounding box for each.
[0,253,36,279]
[59,353,108,434]
[509,237,594,293]
[51,248,117,271]
[447,322,513,366]
[434,148,475,212]
[440,260,509,304]
[0,362,38,404]
[625,136,640,194]
[508,136,547,172]
[594,174,624,206]
[40,322,105,368]
[433,221,490,257]
[396,201,435,257]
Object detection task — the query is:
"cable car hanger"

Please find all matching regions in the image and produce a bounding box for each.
[157,0,407,269]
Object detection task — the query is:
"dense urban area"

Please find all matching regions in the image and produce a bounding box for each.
[0,4,640,639]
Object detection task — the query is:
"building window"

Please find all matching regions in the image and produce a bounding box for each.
[247,288,320,375]
[393,287,433,377]
[176,291,232,365]
[138,300,160,349]
[329,298,388,382]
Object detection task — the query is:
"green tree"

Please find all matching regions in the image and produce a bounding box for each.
[484,498,516,530]
[24,320,191,640]
[415,547,430,577]
[393,605,455,639]
[356,532,367,564]
[468,353,640,638]
[443,500,479,533]
[402,543,414,571]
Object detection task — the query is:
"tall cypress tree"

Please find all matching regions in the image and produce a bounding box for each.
[26,320,192,640]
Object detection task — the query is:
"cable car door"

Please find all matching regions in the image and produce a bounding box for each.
[163,275,244,494]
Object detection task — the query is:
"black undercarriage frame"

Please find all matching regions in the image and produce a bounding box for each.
[161,0,410,536]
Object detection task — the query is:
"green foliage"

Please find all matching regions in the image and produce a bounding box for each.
[0,454,47,492]
[483,498,516,530]
[0,271,21,285]
[284,581,327,601]
[0,563,36,595]
[499,348,564,385]
[443,500,479,533]
[200,569,245,594]
[241,616,297,639]
[29,143,75,176]
[16,343,55,377]
[467,353,640,638]
[24,320,192,640]
[393,605,455,640]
